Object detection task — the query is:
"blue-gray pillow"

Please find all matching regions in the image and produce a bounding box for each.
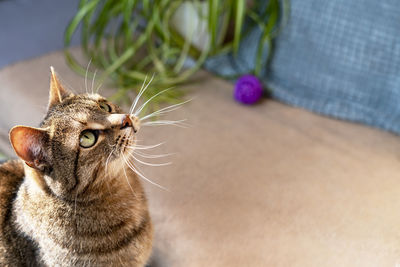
[206,0,400,134]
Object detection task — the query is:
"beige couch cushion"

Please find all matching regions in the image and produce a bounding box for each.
[1,50,400,266]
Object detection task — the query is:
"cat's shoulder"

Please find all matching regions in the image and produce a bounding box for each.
[0,159,24,219]
[0,159,24,189]
[0,160,37,267]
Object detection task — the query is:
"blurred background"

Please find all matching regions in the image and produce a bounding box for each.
[2,0,400,266]
[0,0,80,68]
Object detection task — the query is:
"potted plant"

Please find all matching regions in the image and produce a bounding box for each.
[65,0,288,105]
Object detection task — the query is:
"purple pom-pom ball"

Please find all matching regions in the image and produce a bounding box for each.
[234,75,263,105]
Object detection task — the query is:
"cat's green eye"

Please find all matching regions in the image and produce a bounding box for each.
[79,130,98,148]
[99,102,111,112]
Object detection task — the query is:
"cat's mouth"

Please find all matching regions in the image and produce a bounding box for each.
[109,113,141,154]
[115,129,135,154]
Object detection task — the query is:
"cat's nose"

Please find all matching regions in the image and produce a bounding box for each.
[107,114,139,132]
[120,115,133,130]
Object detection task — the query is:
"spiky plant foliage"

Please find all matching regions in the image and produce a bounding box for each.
[64,0,288,105]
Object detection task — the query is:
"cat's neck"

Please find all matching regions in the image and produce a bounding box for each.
[13,163,151,265]
[17,162,146,223]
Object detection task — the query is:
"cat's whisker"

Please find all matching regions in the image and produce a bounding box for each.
[131,74,156,115]
[105,147,116,178]
[142,124,188,128]
[129,75,147,114]
[128,152,172,167]
[122,152,168,191]
[121,154,136,195]
[129,157,172,167]
[91,69,98,95]
[95,80,104,94]
[104,148,116,196]
[84,58,92,94]
[107,141,119,148]
[131,140,147,144]
[129,147,164,151]
[140,106,182,121]
[139,98,193,121]
[130,74,154,114]
[134,87,174,117]
[132,150,175,159]
[141,119,189,128]
[126,142,166,150]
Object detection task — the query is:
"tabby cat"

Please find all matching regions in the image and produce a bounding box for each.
[0,68,153,266]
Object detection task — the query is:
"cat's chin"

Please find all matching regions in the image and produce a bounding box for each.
[108,142,136,169]
[113,127,136,153]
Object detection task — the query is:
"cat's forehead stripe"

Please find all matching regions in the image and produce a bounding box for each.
[42,94,117,133]
[73,112,90,123]
[86,122,106,130]
[89,93,105,101]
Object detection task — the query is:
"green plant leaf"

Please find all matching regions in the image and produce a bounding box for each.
[65,0,289,107]
[233,0,245,54]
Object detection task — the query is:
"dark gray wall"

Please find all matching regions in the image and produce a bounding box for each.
[0,0,81,69]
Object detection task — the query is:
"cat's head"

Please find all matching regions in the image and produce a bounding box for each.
[9,67,140,198]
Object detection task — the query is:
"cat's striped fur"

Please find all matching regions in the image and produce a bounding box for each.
[0,68,153,266]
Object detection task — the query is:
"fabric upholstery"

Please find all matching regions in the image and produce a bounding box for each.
[1,51,400,266]
[206,0,400,134]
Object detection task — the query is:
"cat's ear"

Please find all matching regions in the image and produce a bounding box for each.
[9,126,50,171]
[48,66,72,109]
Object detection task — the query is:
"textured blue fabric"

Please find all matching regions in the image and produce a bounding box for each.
[206,0,400,134]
